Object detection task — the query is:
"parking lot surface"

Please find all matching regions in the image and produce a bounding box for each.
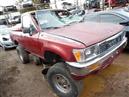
[0,48,129,97]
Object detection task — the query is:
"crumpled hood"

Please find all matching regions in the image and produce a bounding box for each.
[47,22,124,46]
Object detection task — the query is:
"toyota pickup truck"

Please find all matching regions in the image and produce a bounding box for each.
[10,9,127,97]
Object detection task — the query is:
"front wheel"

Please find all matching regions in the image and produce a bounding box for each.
[16,45,30,64]
[47,63,81,97]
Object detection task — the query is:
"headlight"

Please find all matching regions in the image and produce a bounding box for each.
[73,45,98,62]
[85,45,97,61]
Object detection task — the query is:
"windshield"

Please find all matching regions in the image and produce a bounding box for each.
[36,10,83,29]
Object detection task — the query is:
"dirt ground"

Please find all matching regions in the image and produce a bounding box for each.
[0,48,129,97]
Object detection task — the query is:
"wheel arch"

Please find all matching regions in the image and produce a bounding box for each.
[43,46,76,63]
[13,40,18,45]
[43,50,65,63]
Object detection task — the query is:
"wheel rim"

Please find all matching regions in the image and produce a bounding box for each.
[18,51,23,62]
[53,74,71,93]
[19,53,23,61]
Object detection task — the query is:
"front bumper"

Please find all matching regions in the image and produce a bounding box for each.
[66,37,127,80]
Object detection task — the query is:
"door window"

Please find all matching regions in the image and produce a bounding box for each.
[22,14,37,34]
[22,14,31,28]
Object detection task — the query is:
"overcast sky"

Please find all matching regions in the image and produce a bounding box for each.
[0,0,17,6]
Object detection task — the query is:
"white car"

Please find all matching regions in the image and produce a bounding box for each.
[8,15,21,24]
[0,25,16,50]
[21,0,33,8]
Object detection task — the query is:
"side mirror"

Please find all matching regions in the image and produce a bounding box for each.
[23,28,30,33]
[120,21,129,26]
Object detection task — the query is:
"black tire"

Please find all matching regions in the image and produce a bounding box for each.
[33,55,42,65]
[16,45,30,64]
[46,63,80,97]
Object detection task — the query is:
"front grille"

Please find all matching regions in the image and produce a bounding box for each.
[98,32,124,54]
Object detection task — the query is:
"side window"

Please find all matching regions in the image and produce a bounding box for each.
[22,14,37,34]
[22,15,31,28]
[100,14,124,24]
[30,15,38,34]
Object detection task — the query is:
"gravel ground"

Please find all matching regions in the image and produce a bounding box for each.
[0,48,129,97]
[0,48,56,97]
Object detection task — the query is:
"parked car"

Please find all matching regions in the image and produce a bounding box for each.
[21,0,33,8]
[0,19,8,25]
[0,25,16,50]
[8,15,21,24]
[10,9,127,97]
[4,5,17,12]
[84,9,129,48]
[0,11,3,15]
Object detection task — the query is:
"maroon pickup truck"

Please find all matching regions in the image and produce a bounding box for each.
[11,9,127,97]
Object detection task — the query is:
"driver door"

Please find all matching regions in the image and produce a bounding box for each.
[22,14,40,54]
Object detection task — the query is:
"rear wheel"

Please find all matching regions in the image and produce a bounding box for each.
[16,45,30,64]
[46,63,81,97]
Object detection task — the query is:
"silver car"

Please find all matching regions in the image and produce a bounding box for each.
[0,25,16,50]
[84,9,129,49]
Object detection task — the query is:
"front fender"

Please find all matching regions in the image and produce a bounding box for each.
[43,43,76,62]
